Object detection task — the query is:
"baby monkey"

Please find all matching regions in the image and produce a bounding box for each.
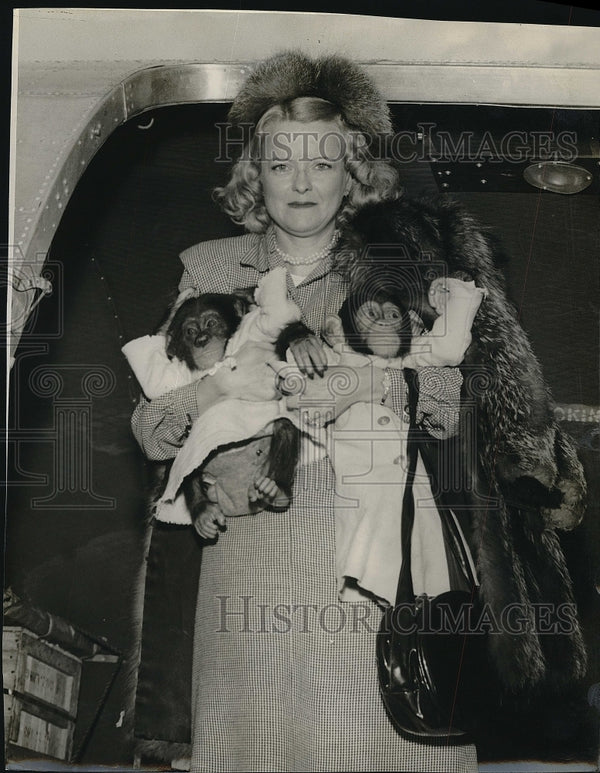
[164,290,299,538]
[124,282,300,540]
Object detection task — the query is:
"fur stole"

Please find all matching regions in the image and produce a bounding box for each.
[342,195,588,692]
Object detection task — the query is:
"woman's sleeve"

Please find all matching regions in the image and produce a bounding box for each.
[385,366,462,440]
[131,382,200,460]
[130,263,204,460]
[178,267,197,293]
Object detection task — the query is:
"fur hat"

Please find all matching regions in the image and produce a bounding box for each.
[228,50,393,137]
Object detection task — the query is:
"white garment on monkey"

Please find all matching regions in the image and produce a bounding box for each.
[121,266,301,400]
[330,278,485,605]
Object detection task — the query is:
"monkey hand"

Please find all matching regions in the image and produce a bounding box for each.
[194,505,226,540]
[212,342,283,402]
[249,476,291,511]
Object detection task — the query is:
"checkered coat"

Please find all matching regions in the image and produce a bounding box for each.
[131,230,477,772]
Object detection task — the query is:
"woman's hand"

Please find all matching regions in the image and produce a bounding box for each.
[210,342,283,402]
[284,363,385,426]
[288,335,328,378]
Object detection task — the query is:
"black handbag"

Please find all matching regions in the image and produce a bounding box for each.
[377,378,489,745]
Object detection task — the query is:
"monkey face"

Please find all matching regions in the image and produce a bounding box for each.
[354,300,407,358]
[167,294,245,371]
[181,309,230,370]
[338,289,411,358]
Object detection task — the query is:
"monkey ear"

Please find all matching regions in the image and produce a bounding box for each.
[231,287,256,318]
[322,314,345,348]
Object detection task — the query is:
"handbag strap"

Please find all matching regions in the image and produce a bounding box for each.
[394,370,477,607]
[394,371,420,605]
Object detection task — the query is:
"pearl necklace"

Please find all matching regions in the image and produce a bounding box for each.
[273,229,340,266]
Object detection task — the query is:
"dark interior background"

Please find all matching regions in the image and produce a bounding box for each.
[6,101,600,766]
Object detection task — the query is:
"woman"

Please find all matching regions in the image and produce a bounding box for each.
[132,51,477,772]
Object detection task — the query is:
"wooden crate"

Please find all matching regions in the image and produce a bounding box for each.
[4,692,75,761]
[3,626,81,718]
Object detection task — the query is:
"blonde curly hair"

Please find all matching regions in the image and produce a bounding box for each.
[213,97,399,233]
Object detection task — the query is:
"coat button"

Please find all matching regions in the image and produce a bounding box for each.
[393,456,403,465]
[378,415,390,426]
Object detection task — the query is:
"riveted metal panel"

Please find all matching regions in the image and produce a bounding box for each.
[122,63,250,117]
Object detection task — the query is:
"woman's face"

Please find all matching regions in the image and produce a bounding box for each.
[260,119,351,240]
